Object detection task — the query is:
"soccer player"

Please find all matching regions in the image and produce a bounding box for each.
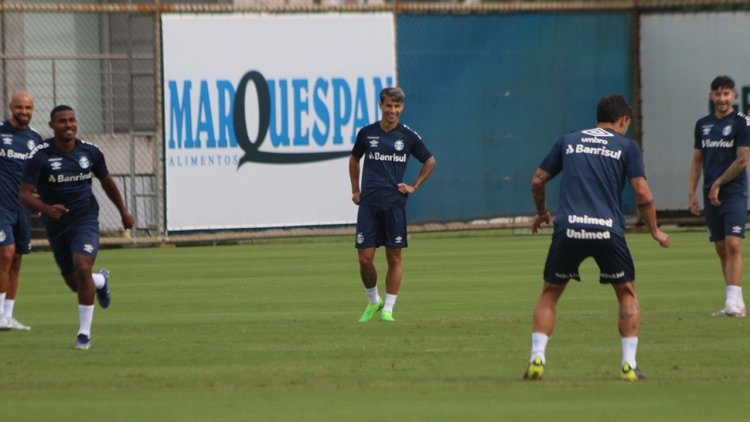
[349,87,436,323]
[689,75,750,317]
[524,94,671,381]
[20,105,134,349]
[0,91,43,330]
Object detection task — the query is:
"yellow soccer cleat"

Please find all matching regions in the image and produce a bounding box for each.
[523,357,544,380]
[620,363,646,381]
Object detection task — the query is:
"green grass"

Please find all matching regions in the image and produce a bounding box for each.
[2,229,747,421]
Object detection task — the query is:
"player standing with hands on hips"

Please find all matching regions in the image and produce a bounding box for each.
[689,75,750,318]
[349,87,436,323]
[20,105,134,349]
[525,95,670,381]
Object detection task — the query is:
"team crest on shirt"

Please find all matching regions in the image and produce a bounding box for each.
[79,156,91,169]
[0,230,5,243]
[723,125,733,136]
[27,139,36,150]
[394,140,404,151]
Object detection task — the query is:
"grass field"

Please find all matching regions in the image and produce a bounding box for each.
[2,229,748,421]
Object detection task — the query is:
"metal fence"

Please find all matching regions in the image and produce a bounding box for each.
[1,0,746,242]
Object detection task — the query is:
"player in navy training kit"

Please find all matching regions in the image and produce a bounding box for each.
[689,75,750,318]
[0,92,42,330]
[20,105,134,349]
[349,87,436,323]
[524,95,670,381]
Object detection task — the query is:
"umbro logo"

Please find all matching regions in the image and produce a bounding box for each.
[732,226,743,234]
[581,128,614,137]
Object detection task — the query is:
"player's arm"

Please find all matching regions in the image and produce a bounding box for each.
[688,148,703,215]
[630,176,670,248]
[100,175,134,229]
[397,156,436,195]
[19,182,68,219]
[349,155,362,205]
[530,168,551,234]
[708,146,750,207]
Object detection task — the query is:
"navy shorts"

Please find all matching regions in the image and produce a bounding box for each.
[46,218,100,276]
[0,207,32,254]
[543,230,635,285]
[703,196,747,242]
[355,204,408,249]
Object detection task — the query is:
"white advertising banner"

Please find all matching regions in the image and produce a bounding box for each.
[641,12,750,210]
[162,13,396,231]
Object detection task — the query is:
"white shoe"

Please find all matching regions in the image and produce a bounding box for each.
[7,317,31,330]
[0,315,11,331]
[712,304,747,317]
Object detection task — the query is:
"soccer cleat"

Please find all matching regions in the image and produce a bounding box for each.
[96,268,111,309]
[712,304,746,317]
[0,315,11,331]
[75,334,91,350]
[7,317,31,331]
[620,363,646,381]
[523,357,545,380]
[380,311,395,322]
[358,298,384,322]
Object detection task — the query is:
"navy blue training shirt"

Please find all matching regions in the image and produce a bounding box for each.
[0,122,42,210]
[694,110,750,199]
[539,127,645,237]
[352,122,433,208]
[22,139,109,224]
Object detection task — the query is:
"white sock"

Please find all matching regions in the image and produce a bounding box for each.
[0,292,6,317]
[78,304,95,337]
[383,294,397,312]
[365,287,380,305]
[726,285,744,308]
[92,273,106,289]
[530,332,549,364]
[4,299,15,319]
[621,337,638,368]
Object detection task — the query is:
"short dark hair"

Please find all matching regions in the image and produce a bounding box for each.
[50,104,74,121]
[710,75,735,91]
[379,87,405,104]
[596,94,632,123]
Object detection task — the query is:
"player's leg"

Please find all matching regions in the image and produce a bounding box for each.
[380,247,401,322]
[6,210,33,329]
[357,247,383,322]
[355,205,385,322]
[72,252,96,350]
[613,281,644,381]
[0,244,14,330]
[379,207,407,322]
[525,234,579,379]
[711,202,746,316]
[595,235,643,380]
[69,221,100,349]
